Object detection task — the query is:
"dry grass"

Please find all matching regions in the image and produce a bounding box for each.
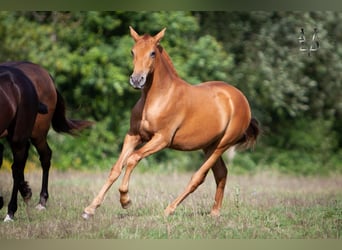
[0,168,341,239]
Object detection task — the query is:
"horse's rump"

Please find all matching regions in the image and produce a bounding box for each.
[0,66,40,139]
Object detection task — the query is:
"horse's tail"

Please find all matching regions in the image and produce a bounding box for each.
[51,89,93,134]
[235,118,260,150]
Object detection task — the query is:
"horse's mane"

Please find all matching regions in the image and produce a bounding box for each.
[157,44,179,77]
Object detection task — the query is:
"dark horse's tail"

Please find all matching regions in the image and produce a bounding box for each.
[52,90,93,134]
[235,118,260,150]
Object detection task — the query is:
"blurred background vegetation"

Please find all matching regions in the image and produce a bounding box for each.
[0,11,341,175]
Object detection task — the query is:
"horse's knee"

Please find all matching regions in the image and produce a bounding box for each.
[126,153,141,168]
[108,168,122,183]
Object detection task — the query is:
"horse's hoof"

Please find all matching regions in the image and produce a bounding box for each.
[121,200,132,209]
[210,210,220,217]
[36,204,46,211]
[4,214,14,222]
[164,207,174,217]
[82,211,93,220]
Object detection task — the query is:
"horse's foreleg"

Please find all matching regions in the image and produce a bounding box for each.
[5,141,31,221]
[210,156,227,217]
[164,150,224,217]
[32,137,52,210]
[118,133,169,209]
[82,133,141,219]
[0,143,4,167]
[0,195,3,210]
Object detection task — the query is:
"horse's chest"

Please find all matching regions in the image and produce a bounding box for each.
[138,118,154,141]
[138,109,168,141]
[133,97,179,141]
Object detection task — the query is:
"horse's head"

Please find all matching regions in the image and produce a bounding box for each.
[129,26,166,89]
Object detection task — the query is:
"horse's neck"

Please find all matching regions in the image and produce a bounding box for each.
[146,49,183,94]
[159,48,179,77]
[140,47,189,112]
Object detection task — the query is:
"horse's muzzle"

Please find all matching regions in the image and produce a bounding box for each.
[130,74,146,89]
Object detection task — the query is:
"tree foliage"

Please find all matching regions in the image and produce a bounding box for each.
[196,12,342,140]
[0,11,340,174]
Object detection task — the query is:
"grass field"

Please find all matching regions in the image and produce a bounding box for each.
[0,168,341,239]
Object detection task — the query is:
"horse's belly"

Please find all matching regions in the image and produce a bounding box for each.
[170,121,225,151]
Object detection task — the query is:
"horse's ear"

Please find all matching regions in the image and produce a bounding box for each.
[154,28,166,44]
[129,26,140,42]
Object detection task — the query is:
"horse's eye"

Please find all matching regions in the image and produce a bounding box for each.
[131,50,134,57]
[150,51,156,58]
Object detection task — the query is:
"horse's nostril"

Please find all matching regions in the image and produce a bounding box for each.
[130,74,145,85]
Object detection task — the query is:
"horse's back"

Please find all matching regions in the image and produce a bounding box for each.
[196,80,250,104]
[2,62,57,106]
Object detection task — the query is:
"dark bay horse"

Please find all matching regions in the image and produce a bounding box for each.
[0,62,92,221]
[0,65,47,221]
[82,27,259,219]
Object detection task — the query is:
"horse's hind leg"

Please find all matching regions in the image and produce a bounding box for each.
[203,147,228,216]
[210,156,227,217]
[32,137,52,210]
[164,148,225,216]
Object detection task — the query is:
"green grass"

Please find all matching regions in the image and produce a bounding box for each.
[0,169,341,239]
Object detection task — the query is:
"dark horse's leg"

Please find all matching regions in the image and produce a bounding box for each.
[32,137,52,210]
[0,195,3,210]
[0,143,4,167]
[5,140,31,221]
[0,143,3,209]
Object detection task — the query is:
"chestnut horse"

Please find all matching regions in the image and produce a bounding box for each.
[82,27,259,219]
[0,62,92,221]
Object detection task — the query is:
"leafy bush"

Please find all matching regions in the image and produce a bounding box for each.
[49,117,119,171]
